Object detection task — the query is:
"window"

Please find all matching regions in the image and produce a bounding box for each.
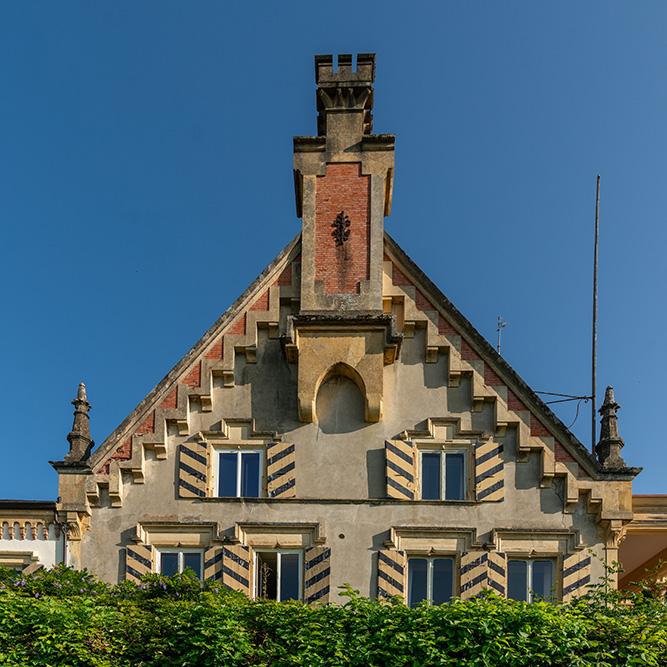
[507,559,554,602]
[255,550,302,601]
[407,557,455,607]
[216,450,262,498]
[420,450,466,500]
[157,549,203,580]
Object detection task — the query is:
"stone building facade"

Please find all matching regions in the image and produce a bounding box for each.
[38,54,645,604]
[0,501,64,574]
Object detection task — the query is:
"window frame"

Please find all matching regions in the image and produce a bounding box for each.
[406,555,456,607]
[418,445,470,501]
[213,447,264,498]
[507,558,556,602]
[253,549,303,602]
[156,548,204,579]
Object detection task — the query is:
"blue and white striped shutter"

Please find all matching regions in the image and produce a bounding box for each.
[486,552,506,596]
[266,442,296,498]
[221,544,251,596]
[562,552,591,602]
[385,440,416,500]
[125,544,153,581]
[460,551,489,599]
[475,440,504,502]
[204,546,223,582]
[304,546,331,604]
[178,441,208,498]
[377,549,406,600]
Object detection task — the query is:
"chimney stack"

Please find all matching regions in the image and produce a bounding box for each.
[294,54,394,314]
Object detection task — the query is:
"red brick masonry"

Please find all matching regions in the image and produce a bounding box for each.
[315,163,370,294]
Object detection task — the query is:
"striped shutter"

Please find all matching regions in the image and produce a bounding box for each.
[126,544,153,581]
[21,563,43,576]
[486,552,506,596]
[377,549,406,600]
[385,440,416,500]
[460,551,490,599]
[204,546,223,582]
[266,442,296,498]
[304,546,331,604]
[562,552,591,602]
[475,440,504,502]
[178,441,208,498]
[221,544,251,595]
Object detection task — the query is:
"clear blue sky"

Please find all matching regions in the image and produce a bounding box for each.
[1,2,665,498]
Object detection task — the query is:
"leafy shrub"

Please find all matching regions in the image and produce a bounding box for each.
[0,565,665,666]
[0,562,108,599]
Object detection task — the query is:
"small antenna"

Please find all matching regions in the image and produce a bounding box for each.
[497,316,509,353]
[592,175,600,455]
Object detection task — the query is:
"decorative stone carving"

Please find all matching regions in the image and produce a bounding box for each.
[65,383,94,462]
[596,386,627,469]
[332,211,351,246]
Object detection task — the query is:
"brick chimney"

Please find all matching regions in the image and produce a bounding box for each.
[294,54,395,313]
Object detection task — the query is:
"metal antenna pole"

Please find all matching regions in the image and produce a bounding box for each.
[497,316,509,353]
[592,175,600,455]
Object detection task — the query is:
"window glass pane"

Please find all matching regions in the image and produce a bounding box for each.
[445,453,465,500]
[280,553,300,601]
[218,453,238,497]
[183,552,201,580]
[161,553,178,577]
[432,558,454,605]
[421,453,441,500]
[531,561,553,600]
[241,452,261,498]
[507,560,528,601]
[407,558,428,608]
[257,552,278,600]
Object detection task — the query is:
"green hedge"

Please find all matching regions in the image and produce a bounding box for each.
[0,565,665,666]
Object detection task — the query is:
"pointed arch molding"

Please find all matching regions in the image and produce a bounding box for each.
[285,314,402,423]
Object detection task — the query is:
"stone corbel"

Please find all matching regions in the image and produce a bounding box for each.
[282,315,401,424]
[62,511,90,542]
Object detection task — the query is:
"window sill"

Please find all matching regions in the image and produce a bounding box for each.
[198,497,483,505]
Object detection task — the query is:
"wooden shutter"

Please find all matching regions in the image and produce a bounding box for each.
[304,546,331,604]
[377,549,406,599]
[562,552,591,602]
[178,441,208,498]
[475,440,504,502]
[204,546,223,582]
[385,440,416,500]
[221,544,251,595]
[486,552,506,596]
[266,442,296,498]
[125,544,153,581]
[460,551,490,599]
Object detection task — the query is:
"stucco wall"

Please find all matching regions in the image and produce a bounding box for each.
[79,330,606,592]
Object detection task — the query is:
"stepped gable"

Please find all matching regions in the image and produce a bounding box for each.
[381,231,640,508]
[82,226,642,510]
[83,234,302,504]
[77,50,639,516]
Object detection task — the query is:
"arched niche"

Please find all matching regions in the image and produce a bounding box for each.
[315,364,367,433]
[295,330,385,423]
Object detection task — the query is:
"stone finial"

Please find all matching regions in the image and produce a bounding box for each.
[65,383,94,462]
[595,386,627,469]
[315,54,376,137]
